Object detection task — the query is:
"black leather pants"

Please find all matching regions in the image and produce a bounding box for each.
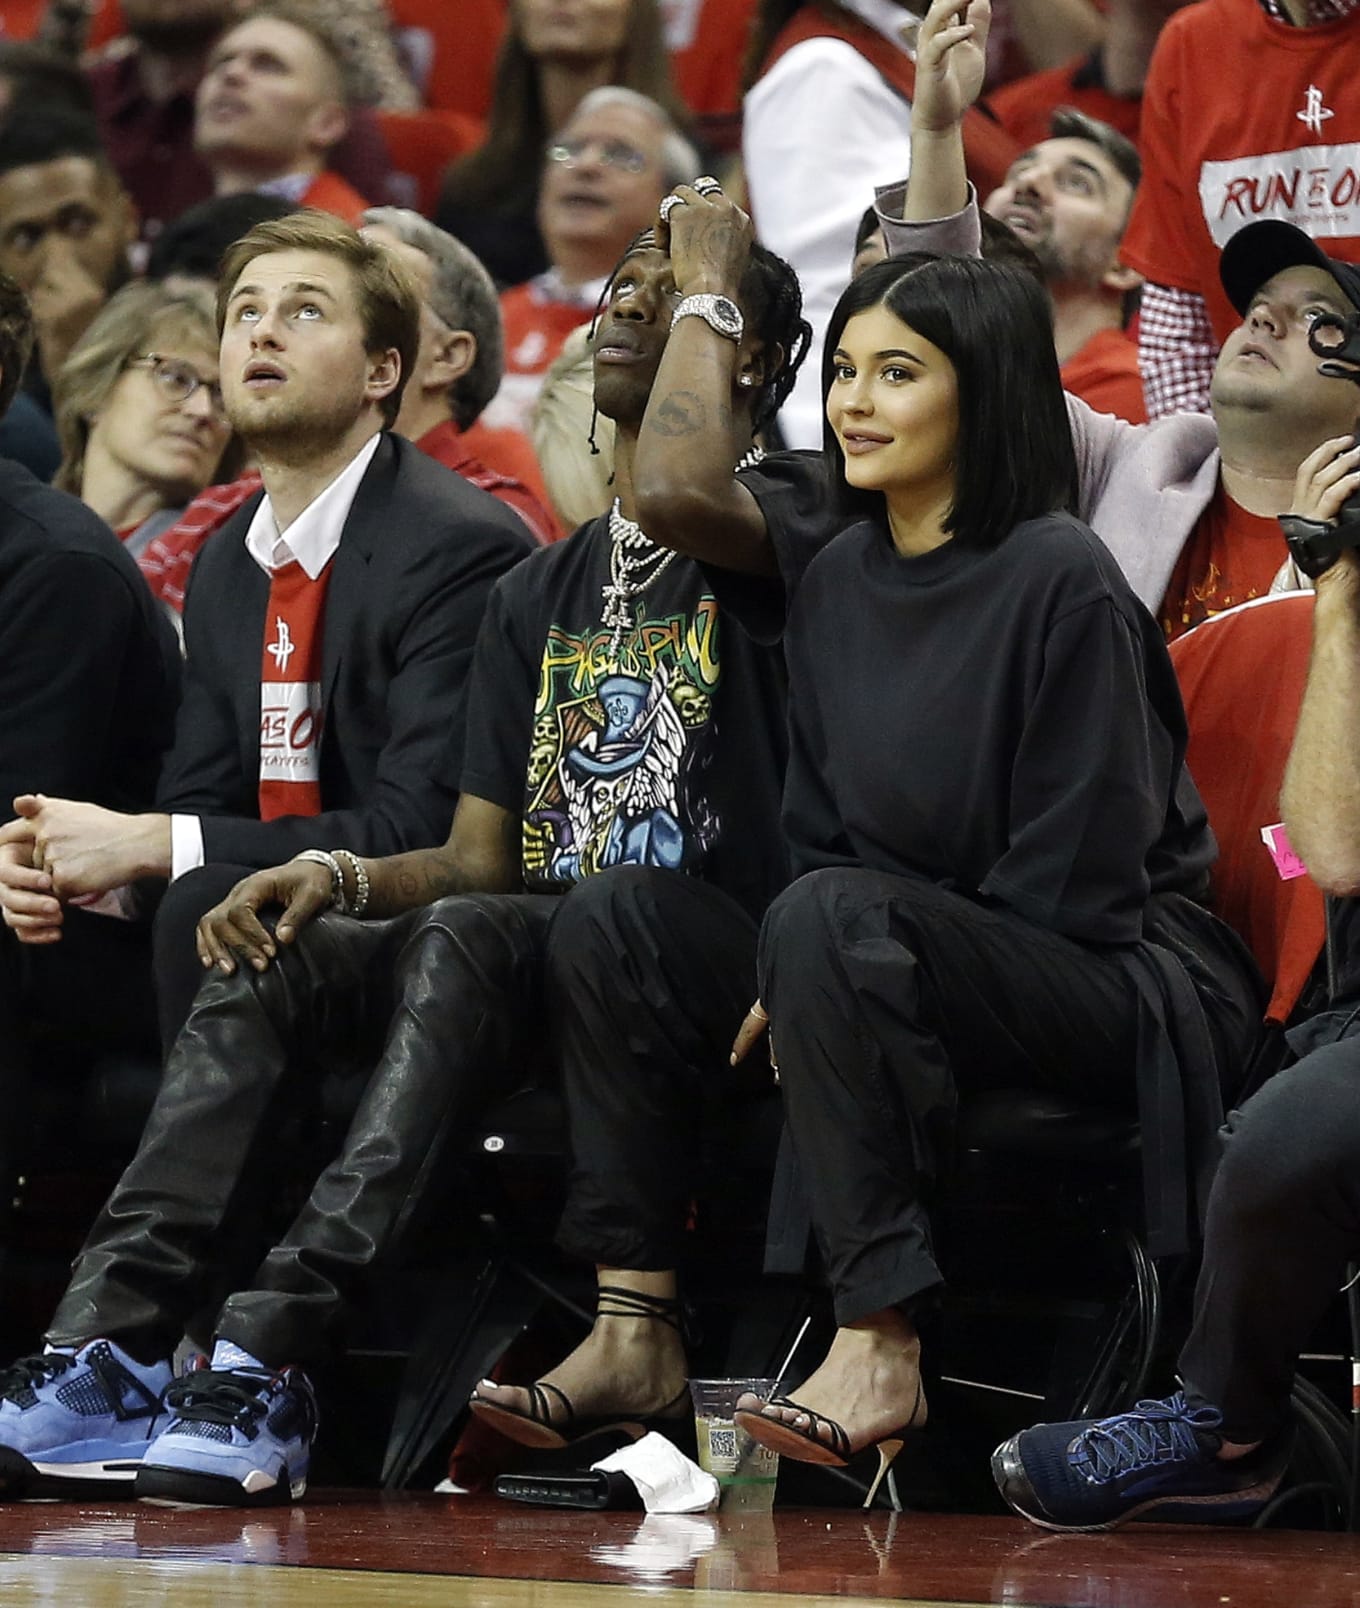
[47,893,556,1369]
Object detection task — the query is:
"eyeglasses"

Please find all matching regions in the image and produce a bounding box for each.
[546,137,650,175]
[126,353,227,418]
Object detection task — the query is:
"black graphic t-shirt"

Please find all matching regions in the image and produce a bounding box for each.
[460,503,791,918]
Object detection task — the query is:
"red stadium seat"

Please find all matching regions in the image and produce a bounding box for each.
[377,107,483,217]
[390,0,505,119]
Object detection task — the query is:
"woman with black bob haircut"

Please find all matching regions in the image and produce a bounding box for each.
[713,250,1264,1501]
[824,251,1077,542]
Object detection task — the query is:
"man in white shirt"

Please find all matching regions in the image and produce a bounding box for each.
[743,0,922,448]
[0,209,531,1048]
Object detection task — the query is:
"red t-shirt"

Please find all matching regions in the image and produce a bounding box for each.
[416,419,561,545]
[985,52,1142,152]
[1060,327,1146,425]
[1168,593,1324,1023]
[460,418,555,524]
[1122,0,1360,346]
[487,281,596,435]
[1159,482,1288,641]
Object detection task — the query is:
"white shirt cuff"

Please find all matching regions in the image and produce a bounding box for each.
[171,814,205,882]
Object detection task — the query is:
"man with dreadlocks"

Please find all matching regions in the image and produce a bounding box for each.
[0,195,813,1506]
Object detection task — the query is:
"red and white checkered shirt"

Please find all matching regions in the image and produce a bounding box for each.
[1140,0,1360,418]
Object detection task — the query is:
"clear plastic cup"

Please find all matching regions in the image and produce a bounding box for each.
[688,1377,780,1513]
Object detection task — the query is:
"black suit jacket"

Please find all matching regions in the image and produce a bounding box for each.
[0,458,180,813]
[156,432,533,867]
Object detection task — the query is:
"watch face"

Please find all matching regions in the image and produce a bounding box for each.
[711,296,742,336]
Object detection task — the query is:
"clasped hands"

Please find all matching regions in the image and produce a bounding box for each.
[0,795,167,943]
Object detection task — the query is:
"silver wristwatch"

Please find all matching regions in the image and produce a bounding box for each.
[673,293,744,342]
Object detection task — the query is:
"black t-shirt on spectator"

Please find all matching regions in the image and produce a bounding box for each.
[460,490,803,918]
[723,504,1216,946]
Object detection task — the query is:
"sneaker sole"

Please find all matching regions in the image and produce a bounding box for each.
[0,1444,142,1502]
[134,1464,305,1508]
[991,1440,1280,1532]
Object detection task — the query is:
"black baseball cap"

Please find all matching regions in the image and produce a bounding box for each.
[1220,219,1360,317]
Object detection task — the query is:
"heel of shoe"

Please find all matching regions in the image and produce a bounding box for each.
[861,1437,904,1510]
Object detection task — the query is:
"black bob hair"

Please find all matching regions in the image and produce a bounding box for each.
[821,252,1079,549]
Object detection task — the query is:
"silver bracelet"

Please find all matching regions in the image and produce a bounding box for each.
[292,849,344,910]
[334,848,371,918]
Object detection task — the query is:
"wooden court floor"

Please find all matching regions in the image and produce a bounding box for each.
[0,1494,1359,1607]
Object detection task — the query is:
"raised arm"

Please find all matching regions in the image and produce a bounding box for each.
[631,187,777,575]
[901,0,988,223]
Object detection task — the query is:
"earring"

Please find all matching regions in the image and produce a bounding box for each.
[738,374,755,388]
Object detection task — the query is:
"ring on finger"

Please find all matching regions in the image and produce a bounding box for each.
[659,193,685,223]
[693,175,722,196]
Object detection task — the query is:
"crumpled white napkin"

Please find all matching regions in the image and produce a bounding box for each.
[592,1431,720,1513]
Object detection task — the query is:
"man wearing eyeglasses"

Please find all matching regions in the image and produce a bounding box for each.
[0,210,532,1064]
[481,86,699,437]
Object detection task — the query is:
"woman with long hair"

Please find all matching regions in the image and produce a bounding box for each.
[435,0,683,289]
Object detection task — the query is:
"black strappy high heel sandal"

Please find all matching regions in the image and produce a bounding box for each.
[733,1377,926,1509]
[468,1285,691,1451]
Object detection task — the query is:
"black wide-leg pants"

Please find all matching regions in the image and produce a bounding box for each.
[47,891,556,1369]
[549,866,765,1269]
[1179,1036,1360,1442]
[755,867,1259,1327]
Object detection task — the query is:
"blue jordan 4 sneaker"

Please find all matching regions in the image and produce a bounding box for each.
[0,1340,172,1497]
[992,1391,1292,1532]
[135,1342,318,1507]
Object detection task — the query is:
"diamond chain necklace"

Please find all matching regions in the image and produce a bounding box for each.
[602,499,680,662]
[600,445,765,662]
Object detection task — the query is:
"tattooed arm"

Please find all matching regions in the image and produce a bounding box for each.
[631,186,779,576]
[357,794,520,916]
[195,793,520,976]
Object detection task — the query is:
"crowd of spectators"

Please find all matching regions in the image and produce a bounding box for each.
[0,0,1357,1534]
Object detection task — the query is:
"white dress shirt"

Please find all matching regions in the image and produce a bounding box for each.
[170,430,383,880]
[743,0,921,449]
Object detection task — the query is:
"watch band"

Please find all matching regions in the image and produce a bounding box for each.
[1279,514,1353,580]
[673,293,744,342]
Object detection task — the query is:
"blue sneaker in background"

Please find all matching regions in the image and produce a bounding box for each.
[0,1340,172,1497]
[992,1391,1290,1532]
[135,1340,318,1507]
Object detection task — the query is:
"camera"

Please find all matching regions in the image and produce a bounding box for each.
[1279,311,1360,579]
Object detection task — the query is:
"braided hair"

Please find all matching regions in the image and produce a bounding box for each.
[588,228,811,451]
[738,239,811,437]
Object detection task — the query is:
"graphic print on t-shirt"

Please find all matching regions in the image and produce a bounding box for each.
[1200,132,1360,249]
[523,600,722,886]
